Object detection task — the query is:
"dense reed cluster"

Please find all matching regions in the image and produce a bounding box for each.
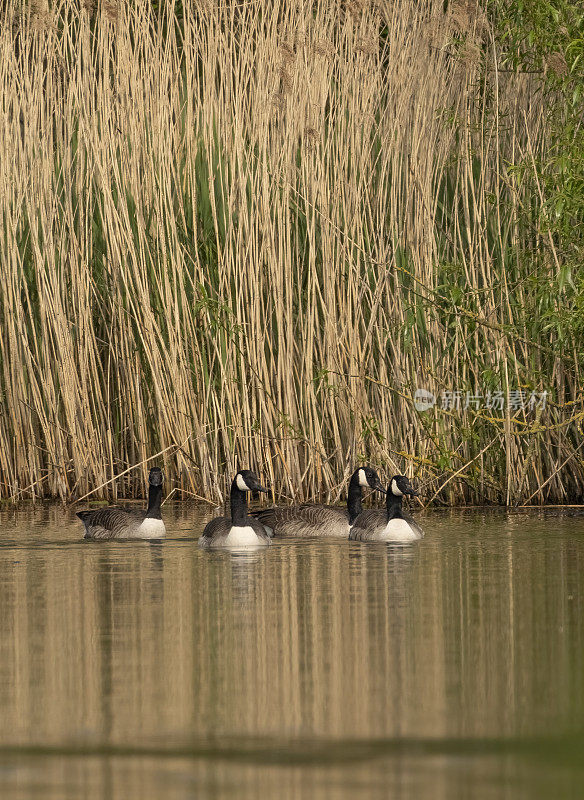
[0,0,582,504]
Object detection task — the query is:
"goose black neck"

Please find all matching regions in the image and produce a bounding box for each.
[230,479,248,526]
[146,484,163,519]
[347,472,363,524]
[386,492,404,521]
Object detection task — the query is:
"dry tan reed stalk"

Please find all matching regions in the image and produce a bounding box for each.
[0,0,581,505]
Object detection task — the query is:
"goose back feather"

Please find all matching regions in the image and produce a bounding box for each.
[252,467,386,538]
[254,504,350,538]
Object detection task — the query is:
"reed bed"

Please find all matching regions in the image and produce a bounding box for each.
[0,0,581,504]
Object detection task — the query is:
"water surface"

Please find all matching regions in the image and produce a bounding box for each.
[0,506,582,799]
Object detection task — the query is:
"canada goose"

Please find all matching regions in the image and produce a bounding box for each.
[252,467,386,538]
[199,470,271,548]
[349,475,423,542]
[78,466,165,540]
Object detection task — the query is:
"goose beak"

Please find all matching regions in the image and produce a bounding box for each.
[406,487,420,497]
[254,484,269,494]
[374,480,387,494]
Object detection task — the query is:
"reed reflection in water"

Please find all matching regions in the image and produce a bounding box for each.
[0,507,582,799]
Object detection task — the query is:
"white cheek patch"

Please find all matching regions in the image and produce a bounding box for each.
[391,478,403,496]
[358,469,368,487]
[236,474,250,491]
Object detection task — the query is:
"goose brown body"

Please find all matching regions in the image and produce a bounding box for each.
[350,475,423,542]
[77,467,165,540]
[253,467,386,538]
[200,515,270,547]
[199,470,270,548]
[254,504,351,538]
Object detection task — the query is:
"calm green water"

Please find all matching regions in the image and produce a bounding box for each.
[0,506,583,799]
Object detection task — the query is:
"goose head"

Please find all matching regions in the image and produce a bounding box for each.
[235,470,269,494]
[356,467,387,493]
[148,467,164,486]
[388,475,419,497]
